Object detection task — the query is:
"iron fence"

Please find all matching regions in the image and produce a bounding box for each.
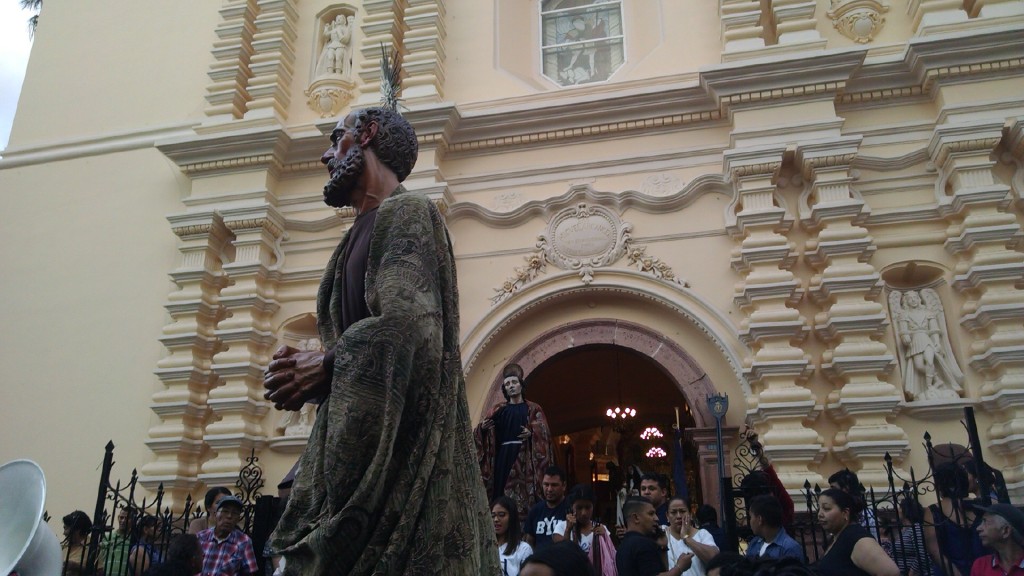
[57,441,280,576]
[728,407,1010,574]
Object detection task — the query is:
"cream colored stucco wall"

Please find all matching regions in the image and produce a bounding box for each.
[2,0,1024,535]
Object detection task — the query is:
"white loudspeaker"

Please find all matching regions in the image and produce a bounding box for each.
[0,460,63,576]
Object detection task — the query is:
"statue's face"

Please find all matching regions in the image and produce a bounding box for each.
[904,291,921,307]
[321,113,365,208]
[503,376,522,398]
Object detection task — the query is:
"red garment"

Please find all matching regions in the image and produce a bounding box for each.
[474,400,554,520]
[971,554,1024,576]
[764,464,795,528]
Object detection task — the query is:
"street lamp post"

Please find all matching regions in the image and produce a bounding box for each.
[708,393,733,550]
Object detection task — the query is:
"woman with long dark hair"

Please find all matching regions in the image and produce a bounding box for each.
[565,484,616,575]
[924,462,986,576]
[61,510,92,576]
[128,515,162,575]
[812,488,898,576]
[494,496,533,576]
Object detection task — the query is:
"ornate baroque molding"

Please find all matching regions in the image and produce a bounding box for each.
[489,203,687,304]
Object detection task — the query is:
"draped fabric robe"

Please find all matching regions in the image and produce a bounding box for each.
[474,400,554,521]
[269,188,500,576]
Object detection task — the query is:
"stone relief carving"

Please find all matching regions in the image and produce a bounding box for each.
[490,250,548,305]
[542,203,631,284]
[827,0,889,43]
[306,11,356,118]
[626,245,688,287]
[315,15,354,79]
[273,337,322,438]
[888,288,965,402]
[493,191,524,212]
[640,174,683,197]
[490,203,688,304]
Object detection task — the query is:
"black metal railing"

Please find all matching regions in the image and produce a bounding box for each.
[57,442,278,576]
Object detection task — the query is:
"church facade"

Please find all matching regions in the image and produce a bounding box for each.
[2,0,1024,521]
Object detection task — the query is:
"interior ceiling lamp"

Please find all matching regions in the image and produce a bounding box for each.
[606,348,636,420]
[640,427,663,440]
[646,447,667,458]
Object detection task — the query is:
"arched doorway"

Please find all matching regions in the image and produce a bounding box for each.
[478,318,732,520]
[526,343,702,526]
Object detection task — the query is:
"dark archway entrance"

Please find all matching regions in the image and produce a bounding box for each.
[479,318,733,518]
[525,343,703,526]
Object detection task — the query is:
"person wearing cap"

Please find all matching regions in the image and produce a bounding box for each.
[971,504,1024,576]
[197,496,259,576]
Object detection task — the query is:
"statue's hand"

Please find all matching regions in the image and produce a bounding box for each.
[264,349,330,411]
[480,418,495,431]
[518,425,532,440]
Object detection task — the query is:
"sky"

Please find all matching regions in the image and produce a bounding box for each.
[1,4,35,152]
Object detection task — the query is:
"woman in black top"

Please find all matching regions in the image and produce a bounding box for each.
[813,488,899,576]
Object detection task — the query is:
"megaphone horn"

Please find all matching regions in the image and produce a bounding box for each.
[0,460,63,576]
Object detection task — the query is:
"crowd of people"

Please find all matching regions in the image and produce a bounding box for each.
[55,486,258,576]
[486,464,1024,576]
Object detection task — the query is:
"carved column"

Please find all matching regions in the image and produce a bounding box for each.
[907,0,967,34]
[204,0,258,120]
[720,0,766,57]
[355,0,403,106]
[932,122,1024,496]
[797,138,907,485]
[141,213,232,502]
[964,0,1024,19]
[244,0,298,120]
[770,0,824,46]
[725,147,825,491]
[401,0,447,104]
[202,208,284,484]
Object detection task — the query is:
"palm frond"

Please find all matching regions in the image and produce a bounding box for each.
[379,44,403,112]
[21,0,42,38]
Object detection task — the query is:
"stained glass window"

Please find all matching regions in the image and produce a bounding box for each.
[541,0,625,87]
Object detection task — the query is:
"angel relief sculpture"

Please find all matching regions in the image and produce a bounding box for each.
[889,288,965,401]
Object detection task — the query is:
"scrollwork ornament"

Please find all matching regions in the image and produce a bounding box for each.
[305,79,355,118]
[828,0,889,43]
[540,203,632,284]
[490,247,548,305]
[626,245,689,287]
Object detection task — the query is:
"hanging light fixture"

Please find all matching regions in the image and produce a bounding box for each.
[606,348,636,420]
[640,427,663,440]
[646,446,667,458]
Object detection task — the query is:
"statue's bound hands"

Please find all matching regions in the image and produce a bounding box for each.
[264,345,330,411]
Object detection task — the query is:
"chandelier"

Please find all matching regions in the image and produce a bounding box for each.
[646,447,667,458]
[606,349,636,420]
[640,427,663,440]
[606,406,636,419]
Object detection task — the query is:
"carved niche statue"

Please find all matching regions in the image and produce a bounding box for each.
[314,14,354,79]
[274,337,321,437]
[889,288,965,401]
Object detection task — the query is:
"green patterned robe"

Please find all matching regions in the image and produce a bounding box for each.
[270,188,501,576]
